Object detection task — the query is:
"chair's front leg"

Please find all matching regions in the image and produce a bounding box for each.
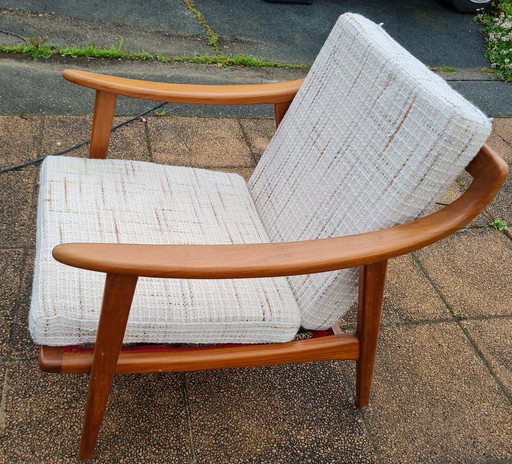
[356,260,387,408]
[79,273,138,461]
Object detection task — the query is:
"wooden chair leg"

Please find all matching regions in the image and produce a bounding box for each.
[79,273,138,461]
[89,90,117,159]
[356,260,387,408]
[274,101,291,127]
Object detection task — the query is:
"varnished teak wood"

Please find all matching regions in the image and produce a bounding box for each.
[80,273,138,461]
[40,331,359,374]
[63,69,304,105]
[356,261,388,407]
[39,70,509,460]
[51,146,508,280]
[89,90,116,159]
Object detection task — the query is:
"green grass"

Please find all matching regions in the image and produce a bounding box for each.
[184,0,220,52]
[0,41,308,68]
[476,0,512,81]
[429,66,457,72]
[489,219,509,230]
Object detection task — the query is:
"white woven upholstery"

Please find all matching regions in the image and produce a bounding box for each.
[249,13,491,329]
[30,13,492,346]
[30,156,300,345]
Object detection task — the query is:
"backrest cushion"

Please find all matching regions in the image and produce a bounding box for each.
[248,13,491,330]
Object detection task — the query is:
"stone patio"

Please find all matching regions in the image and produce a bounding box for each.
[0,114,510,463]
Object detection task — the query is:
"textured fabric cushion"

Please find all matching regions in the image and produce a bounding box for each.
[249,13,491,329]
[30,156,300,346]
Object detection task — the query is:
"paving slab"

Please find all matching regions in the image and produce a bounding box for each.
[462,318,512,395]
[416,228,512,318]
[186,362,378,464]
[0,115,42,168]
[41,115,152,161]
[0,249,25,359]
[487,131,512,165]
[0,167,37,248]
[148,117,255,168]
[238,118,276,163]
[340,323,512,464]
[342,253,452,328]
[8,249,37,360]
[40,115,91,158]
[0,360,192,463]
[493,117,512,148]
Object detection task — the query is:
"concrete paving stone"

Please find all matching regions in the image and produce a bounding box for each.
[238,118,276,163]
[0,249,25,359]
[0,166,37,248]
[437,180,463,206]
[40,115,91,158]
[429,179,491,228]
[339,323,512,464]
[488,123,512,165]
[148,117,255,168]
[416,228,512,317]
[462,318,512,395]
[342,253,451,328]
[108,116,152,161]
[440,176,494,228]
[0,115,42,169]
[41,115,151,161]
[8,250,38,360]
[493,117,512,146]
[485,120,512,223]
[0,360,192,463]
[487,174,512,224]
[185,361,378,464]
[381,254,451,323]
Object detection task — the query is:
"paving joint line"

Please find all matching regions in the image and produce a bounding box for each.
[0,367,9,433]
[411,252,512,404]
[143,119,155,163]
[357,407,385,464]
[7,247,32,359]
[236,118,260,167]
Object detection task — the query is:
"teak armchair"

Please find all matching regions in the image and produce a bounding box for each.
[30,14,507,460]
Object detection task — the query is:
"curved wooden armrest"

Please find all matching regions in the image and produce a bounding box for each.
[53,144,507,279]
[63,69,304,105]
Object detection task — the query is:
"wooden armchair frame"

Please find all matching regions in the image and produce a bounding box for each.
[38,70,508,461]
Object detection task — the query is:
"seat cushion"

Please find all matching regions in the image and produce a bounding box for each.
[30,156,301,346]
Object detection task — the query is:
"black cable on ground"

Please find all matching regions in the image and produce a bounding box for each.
[0,101,168,175]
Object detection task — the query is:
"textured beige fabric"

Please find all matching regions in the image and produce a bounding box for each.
[30,156,300,345]
[249,13,492,329]
[30,13,492,345]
